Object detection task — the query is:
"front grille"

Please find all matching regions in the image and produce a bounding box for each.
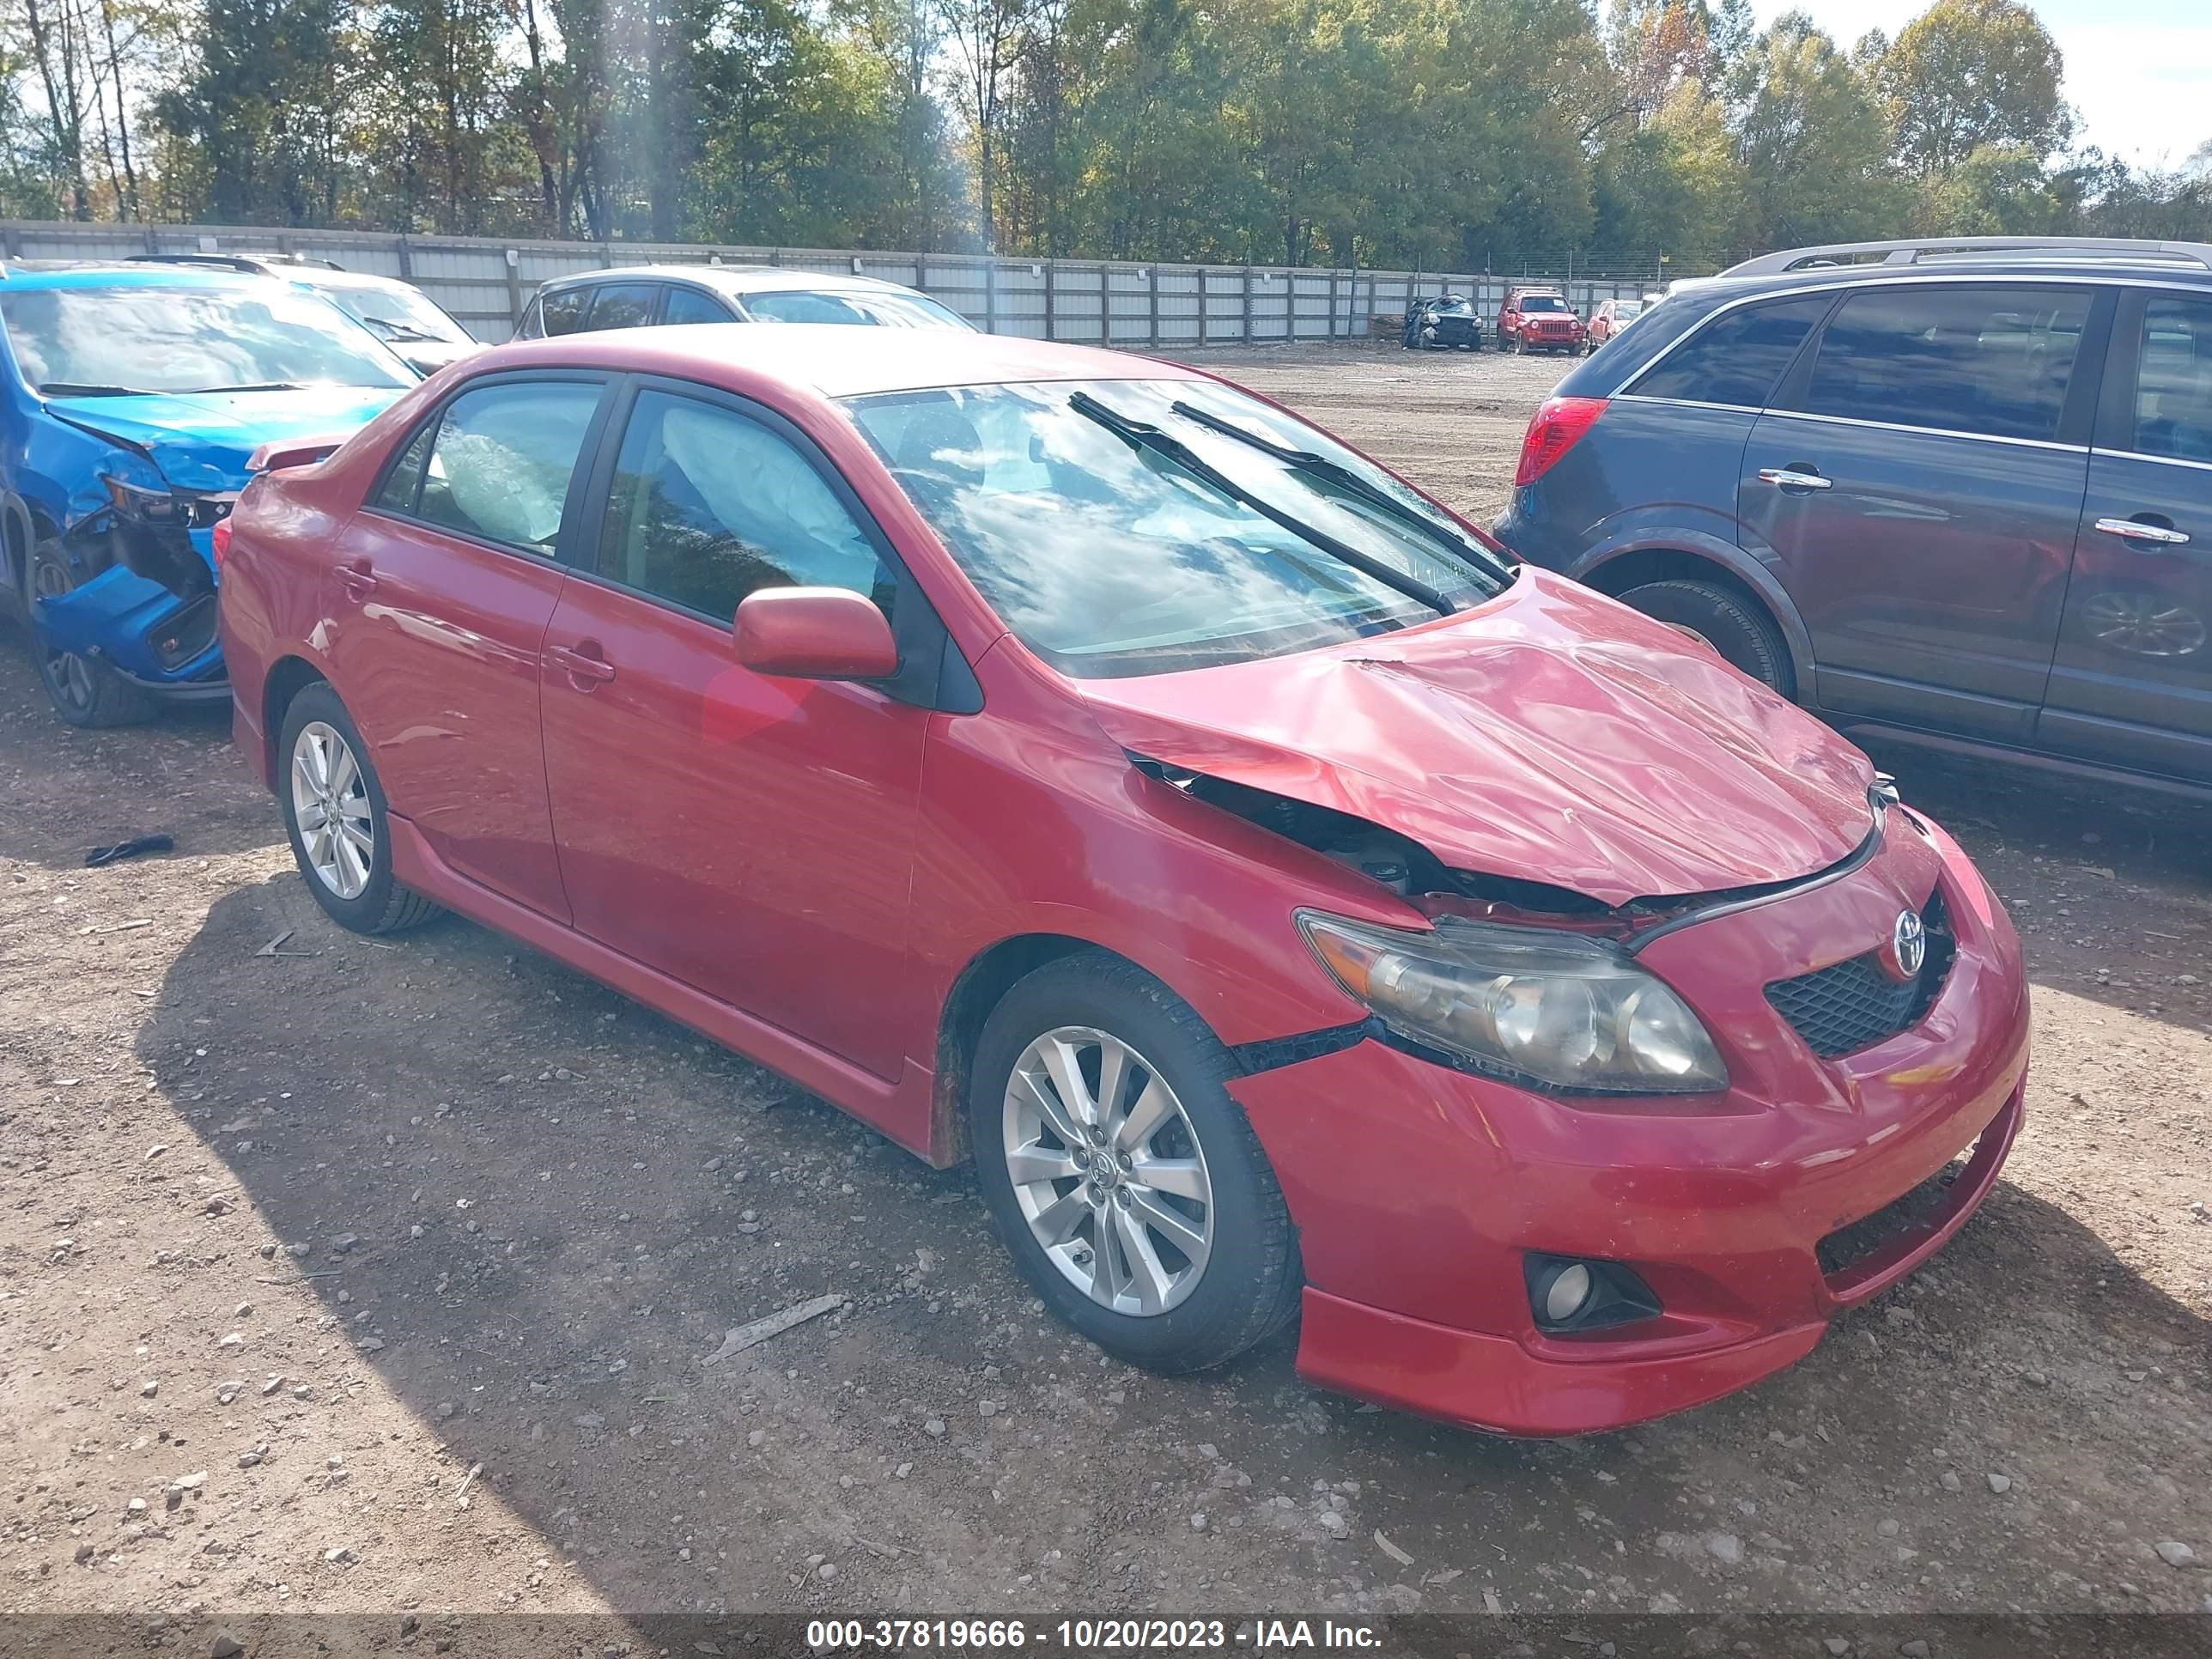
[1765,890,1953,1060]
[1816,1135,1978,1278]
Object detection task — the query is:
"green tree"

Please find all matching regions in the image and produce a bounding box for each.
[1875,0,2070,178]
[1729,11,1904,249]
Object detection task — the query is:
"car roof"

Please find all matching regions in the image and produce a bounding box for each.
[0,261,289,292]
[534,263,939,300]
[477,321,1202,400]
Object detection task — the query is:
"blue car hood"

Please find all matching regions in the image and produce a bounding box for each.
[45,385,406,493]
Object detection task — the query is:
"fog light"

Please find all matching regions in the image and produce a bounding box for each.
[1525,1253,1662,1334]
[1540,1261,1593,1324]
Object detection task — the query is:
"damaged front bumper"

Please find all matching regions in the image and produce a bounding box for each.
[32,500,230,698]
[1224,811,2031,1436]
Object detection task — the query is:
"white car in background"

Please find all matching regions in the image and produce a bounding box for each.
[129,253,481,377]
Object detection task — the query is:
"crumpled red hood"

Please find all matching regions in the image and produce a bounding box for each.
[1079,568,1876,907]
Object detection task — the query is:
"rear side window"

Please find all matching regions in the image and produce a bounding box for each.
[1630,296,1830,409]
[1798,285,2091,442]
[586,284,658,330]
[660,286,733,325]
[2130,295,2212,463]
[538,288,586,337]
[411,380,601,554]
[515,297,545,340]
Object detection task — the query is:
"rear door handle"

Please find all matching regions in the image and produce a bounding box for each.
[2093,516,2190,548]
[1758,466,1832,491]
[331,560,377,599]
[548,642,617,685]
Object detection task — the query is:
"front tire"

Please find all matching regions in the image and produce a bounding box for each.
[1617,578,1792,696]
[970,953,1301,1374]
[27,548,159,728]
[277,682,442,934]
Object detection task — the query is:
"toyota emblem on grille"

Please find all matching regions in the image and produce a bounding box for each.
[1884,909,1927,982]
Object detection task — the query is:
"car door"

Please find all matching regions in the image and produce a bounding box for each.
[2038,288,2212,782]
[538,378,933,1079]
[1741,282,2105,745]
[328,373,611,919]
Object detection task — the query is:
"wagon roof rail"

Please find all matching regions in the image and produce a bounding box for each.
[1722,236,2212,277]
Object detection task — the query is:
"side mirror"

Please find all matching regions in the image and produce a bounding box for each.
[732,586,898,681]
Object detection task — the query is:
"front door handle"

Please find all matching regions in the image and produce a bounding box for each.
[548,641,617,686]
[2094,515,2191,548]
[331,560,377,599]
[1758,465,1832,491]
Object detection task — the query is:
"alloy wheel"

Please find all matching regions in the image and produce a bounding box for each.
[290,720,375,899]
[30,556,94,713]
[1001,1026,1215,1316]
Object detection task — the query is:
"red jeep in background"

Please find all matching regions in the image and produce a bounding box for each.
[1497,287,1586,354]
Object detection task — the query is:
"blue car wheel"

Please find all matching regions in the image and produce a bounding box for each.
[28,547,159,727]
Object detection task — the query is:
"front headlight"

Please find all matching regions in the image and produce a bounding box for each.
[1297,910,1727,1095]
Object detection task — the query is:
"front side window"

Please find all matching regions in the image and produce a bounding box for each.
[846,377,1505,679]
[595,389,890,621]
[1630,295,1831,410]
[745,288,973,330]
[538,289,587,336]
[406,380,600,553]
[585,284,658,331]
[661,286,735,325]
[0,283,413,395]
[1798,284,2091,442]
[2130,295,2212,463]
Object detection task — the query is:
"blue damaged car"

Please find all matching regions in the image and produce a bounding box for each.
[0,265,416,726]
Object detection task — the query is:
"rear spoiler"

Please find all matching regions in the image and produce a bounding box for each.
[247,434,351,474]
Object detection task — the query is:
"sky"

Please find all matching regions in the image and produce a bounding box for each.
[1753,0,2212,170]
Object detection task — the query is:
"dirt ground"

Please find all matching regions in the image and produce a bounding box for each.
[2,340,2208,1644]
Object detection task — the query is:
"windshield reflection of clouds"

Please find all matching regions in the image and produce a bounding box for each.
[848,379,1492,679]
[0,285,412,392]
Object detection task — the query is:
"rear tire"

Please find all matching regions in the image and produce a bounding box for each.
[969,952,1301,1374]
[27,547,160,728]
[277,682,443,935]
[1616,577,1792,696]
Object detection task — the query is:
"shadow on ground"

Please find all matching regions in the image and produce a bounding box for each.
[131,872,2212,1613]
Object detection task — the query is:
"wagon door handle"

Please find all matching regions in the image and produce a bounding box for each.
[2094,515,2190,549]
[548,641,617,686]
[1758,465,1832,492]
[331,559,377,599]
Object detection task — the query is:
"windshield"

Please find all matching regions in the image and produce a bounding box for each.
[847,378,1504,679]
[0,283,414,395]
[1518,295,1568,313]
[1613,301,1644,319]
[745,288,974,330]
[323,281,471,344]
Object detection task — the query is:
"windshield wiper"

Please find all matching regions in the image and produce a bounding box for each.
[179,381,310,393]
[1170,399,1516,586]
[1066,392,1457,618]
[371,321,441,343]
[39,381,155,398]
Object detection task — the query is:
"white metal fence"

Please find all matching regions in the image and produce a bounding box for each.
[0,221,1662,345]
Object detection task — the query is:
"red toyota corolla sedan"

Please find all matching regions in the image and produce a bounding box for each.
[216,325,2030,1435]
